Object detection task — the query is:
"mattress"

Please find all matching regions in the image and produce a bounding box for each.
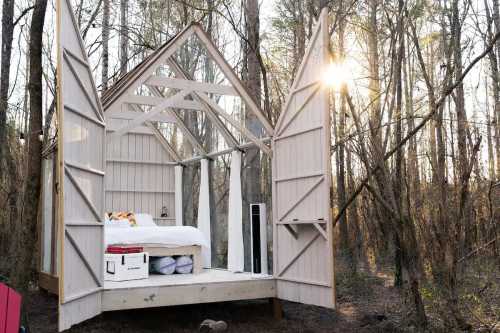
[105,226,209,248]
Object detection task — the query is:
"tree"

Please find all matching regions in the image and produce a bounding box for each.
[13,0,48,289]
[242,0,263,270]
[102,0,110,90]
[120,0,129,76]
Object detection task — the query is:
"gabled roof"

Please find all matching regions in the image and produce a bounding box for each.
[101,23,196,108]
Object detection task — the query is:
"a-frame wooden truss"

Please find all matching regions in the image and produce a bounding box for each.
[102,23,274,162]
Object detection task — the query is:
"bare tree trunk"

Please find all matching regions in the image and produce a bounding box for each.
[101,0,110,90]
[492,0,500,179]
[13,0,48,289]
[242,0,263,271]
[337,3,352,270]
[120,0,129,76]
[0,0,14,184]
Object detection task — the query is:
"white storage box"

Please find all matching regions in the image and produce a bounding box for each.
[104,252,149,281]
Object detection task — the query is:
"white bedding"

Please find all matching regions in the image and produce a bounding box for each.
[105,226,209,248]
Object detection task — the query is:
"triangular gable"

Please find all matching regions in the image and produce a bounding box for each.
[101,23,274,138]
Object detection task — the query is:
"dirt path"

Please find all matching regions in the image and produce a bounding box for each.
[25,274,405,332]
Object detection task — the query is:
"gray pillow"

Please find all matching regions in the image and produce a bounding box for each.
[150,256,176,275]
[175,256,193,274]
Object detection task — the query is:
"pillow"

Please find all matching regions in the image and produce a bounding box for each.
[150,256,176,275]
[175,256,193,274]
[104,219,130,228]
[135,213,157,227]
[107,212,137,227]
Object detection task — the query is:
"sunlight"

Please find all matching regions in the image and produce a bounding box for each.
[322,61,350,91]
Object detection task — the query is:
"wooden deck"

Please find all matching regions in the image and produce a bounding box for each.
[102,269,276,311]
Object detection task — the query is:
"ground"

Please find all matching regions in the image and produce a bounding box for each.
[24,273,409,333]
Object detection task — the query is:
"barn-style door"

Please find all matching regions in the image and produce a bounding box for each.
[56,0,105,330]
[272,9,335,308]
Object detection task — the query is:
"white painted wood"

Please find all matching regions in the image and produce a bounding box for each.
[192,26,274,136]
[57,0,105,330]
[227,151,244,272]
[196,93,272,155]
[121,94,204,111]
[271,8,335,309]
[107,89,192,142]
[102,24,196,109]
[147,85,207,155]
[105,109,176,123]
[166,58,240,148]
[197,159,211,268]
[146,76,238,96]
[174,165,183,226]
[145,121,181,162]
[104,119,176,222]
[102,270,276,311]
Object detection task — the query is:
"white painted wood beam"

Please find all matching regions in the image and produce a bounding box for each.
[103,24,196,109]
[146,76,238,96]
[144,122,181,162]
[192,25,274,136]
[107,89,192,142]
[105,109,176,124]
[147,86,208,155]
[166,58,239,148]
[196,93,272,155]
[121,94,204,111]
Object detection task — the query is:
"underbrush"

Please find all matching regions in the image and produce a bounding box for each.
[421,257,500,332]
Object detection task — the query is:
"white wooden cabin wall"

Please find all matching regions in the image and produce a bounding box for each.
[41,156,54,274]
[57,0,106,329]
[105,116,176,225]
[271,9,335,309]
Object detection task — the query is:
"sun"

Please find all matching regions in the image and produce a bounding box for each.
[322,61,350,91]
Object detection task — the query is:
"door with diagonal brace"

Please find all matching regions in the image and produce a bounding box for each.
[272,8,335,308]
[56,0,106,330]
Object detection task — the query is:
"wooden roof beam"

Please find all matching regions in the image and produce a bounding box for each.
[146,76,238,96]
[192,25,274,136]
[121,94,205,111]
[107,89,192,142]
[196,92,272,155]
[147,86,208,155]
[166,58,239,148]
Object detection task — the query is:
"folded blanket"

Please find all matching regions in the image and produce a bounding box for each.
[150,256,176,275]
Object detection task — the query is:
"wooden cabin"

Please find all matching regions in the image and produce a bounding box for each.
[39,0,336,331]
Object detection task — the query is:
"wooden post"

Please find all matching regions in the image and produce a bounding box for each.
[269,298,283,320]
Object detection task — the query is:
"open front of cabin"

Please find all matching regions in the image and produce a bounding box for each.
[38,0,335,331]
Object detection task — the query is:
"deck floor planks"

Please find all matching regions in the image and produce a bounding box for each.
[102,269,276,311]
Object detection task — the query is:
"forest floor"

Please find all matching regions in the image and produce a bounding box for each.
[23,271,416,333]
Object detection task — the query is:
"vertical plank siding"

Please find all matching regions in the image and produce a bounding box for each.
[271,9,335,309]
[57,0,105,330]
[104,116,176,225]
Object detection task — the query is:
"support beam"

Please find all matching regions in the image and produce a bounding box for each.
[227,150,244,272]
[102,24,196,109]
[197,159,211,268]
[196,93,272,155]
[174,165,183,226]
[166,58,239,148]
[146,76,238,96]
[192,26,274,136]
[180,137,271,164]
[107,89,192,142]
[127,102,181,162]
[121,94,204,111]
[147,86,208,155]
[144,122,181,162]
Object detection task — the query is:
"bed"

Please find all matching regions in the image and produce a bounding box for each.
[104,214,208,274]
